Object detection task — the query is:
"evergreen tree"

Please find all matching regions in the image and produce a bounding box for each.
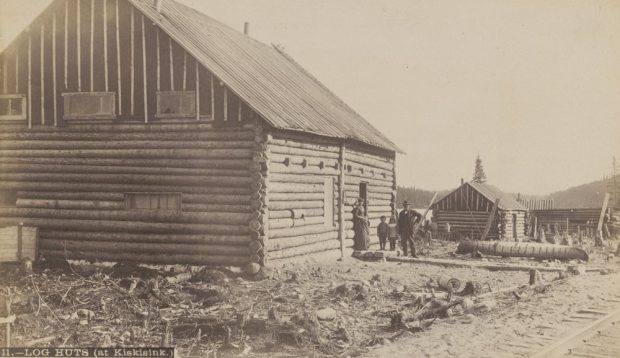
[473,155,487,183]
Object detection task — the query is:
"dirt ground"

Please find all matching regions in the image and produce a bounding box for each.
[0,238,618,357]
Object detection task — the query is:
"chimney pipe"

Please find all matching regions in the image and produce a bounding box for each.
[154,0,163,13]
[243,22,250,35]
[461,178,464,185]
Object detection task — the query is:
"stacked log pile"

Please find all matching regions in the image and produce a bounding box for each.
[0,123,259,266]
[531,208,601,233]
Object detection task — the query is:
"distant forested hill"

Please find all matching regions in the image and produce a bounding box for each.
[548,178,614,208]
[396,186,450,208]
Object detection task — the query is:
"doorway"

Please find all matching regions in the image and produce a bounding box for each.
[359,182,368,214]
[512,214,517,240]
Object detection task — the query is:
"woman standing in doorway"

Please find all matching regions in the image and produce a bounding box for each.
[352,198,370,250]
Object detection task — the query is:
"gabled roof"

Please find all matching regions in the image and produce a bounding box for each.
[129,0,401,153]
[467,181,528,210]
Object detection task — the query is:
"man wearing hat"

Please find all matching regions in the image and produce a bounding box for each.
[398,200,422,257]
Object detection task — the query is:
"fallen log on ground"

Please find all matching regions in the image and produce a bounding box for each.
[456,240,589,261]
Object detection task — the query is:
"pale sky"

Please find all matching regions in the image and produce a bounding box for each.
[1,0,619,195]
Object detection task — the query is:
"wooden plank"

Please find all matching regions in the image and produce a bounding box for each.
[77,0,82,91]
[28,34,32,128]
[130,7,135,115]
[40,24,45,125]
[141,15,148,123]
[64,0,68,88]
[195,61,200,121]
[156,28,160,91]
[52,12,58,127]
[115,0,121,115]
[103,0,109,92]
[169,37,174,91]
[89,0,94,91]
[480,198,500,240]
[338,142,346,258]
[596,193,611,234]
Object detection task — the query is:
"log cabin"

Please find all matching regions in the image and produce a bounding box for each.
[431,181,528,241]
[0,0,401,268]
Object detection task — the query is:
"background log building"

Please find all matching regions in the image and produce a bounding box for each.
[431,181,528,241]
[0,0,401,267]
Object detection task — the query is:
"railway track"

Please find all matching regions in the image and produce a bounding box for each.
[507,292,620,358]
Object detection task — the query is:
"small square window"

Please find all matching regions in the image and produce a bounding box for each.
[63,92,116,120]
[125,192,182,212]
[156,91,196,119]
[0,95,27,121]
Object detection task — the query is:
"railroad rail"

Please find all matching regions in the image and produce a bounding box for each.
[523,294,620,358]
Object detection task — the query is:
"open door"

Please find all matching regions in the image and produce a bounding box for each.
[359,182,368,214]
[512,213,517,240]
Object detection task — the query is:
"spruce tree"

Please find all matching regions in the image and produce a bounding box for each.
[473,155,487,183]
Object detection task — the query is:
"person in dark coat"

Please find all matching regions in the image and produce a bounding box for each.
[398,200,422,257]
[352,198,370,250]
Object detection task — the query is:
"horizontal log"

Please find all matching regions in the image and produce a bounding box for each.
[269,144,340,159]
[270,224,336,239]
[269,173,330,184]
[40,249,251,266]
[270,182,323,193]
[269,208,324,219]
[183,194,251,204]
[345,175,394,187]
[270,153,339,168]
[0,148,253,159]
[456,241,589,261]
[0,217,250,234]
[268,239,340,260]
[344,151,393,171]
[267,138,339,153]
[0,130,257,142]
[41,239,252,256]
[17,199,125,210]
[266,230,338,251]
[0,157,253,169]
[345,169,394,183]
[0,181,254,195]
[269,162,340,176]
[16,191,125,201]
[269,216,325,230]
[270,200,324,211]
[269,192,325,201]
[0,207,251,225]
[0,122,254,133]
[344,190,393,201]
[0,163,250,177]
[344,183,394,194]
[40,230,252,245]
[0,140,255,150]
[182,203,251,213]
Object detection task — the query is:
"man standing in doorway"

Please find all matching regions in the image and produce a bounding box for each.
[398,201,422,257]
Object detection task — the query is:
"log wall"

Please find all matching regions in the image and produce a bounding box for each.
[433,209,527,241]
[0,0,256,126]
[531,208,601,234]
[264,132,396,260]
[0,122,260,266]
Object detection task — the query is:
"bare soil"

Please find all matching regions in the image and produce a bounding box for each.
[0,238,618,357]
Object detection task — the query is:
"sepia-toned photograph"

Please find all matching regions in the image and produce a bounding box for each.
[0,0,619,357]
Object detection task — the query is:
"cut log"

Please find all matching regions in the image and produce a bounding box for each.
[0,157,253,170]
[269,200,324,211]
[182,203,251,213]
[270,192,325,201]
[269,216,325,230]
[269,173,329,184]
[40,249,251,266]
[344,152,393,171]
[0,148,253,159]
[0,207,252,225]
[183,194,250,205]
[267,138,339,153]
[267,238,340,260]
[345,175,394,187]
[0,181,254,195]
[0,140,256,150]
[266,230,338,251]
[17,199,125,210]
[41,239,252,256]
[270,154,339,168]
[270,224,336,240]
[0,129,257,141]
[0,218,251,235]
[456,241,589,261]
[344,183,393,194]
[0,163,251,177]
[269,144,339,159]
[0,122,254,133]
[0,173,253,187]
[40,230,252,245]
[270,182,323,193]
[269,162,339,176]
[17,191,125,201]
[269,208,324,219]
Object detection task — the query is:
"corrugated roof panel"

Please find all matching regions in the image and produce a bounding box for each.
[129,0,401,152]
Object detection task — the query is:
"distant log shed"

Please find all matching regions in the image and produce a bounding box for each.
[431,181,529,241]
[0,0,401,267]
